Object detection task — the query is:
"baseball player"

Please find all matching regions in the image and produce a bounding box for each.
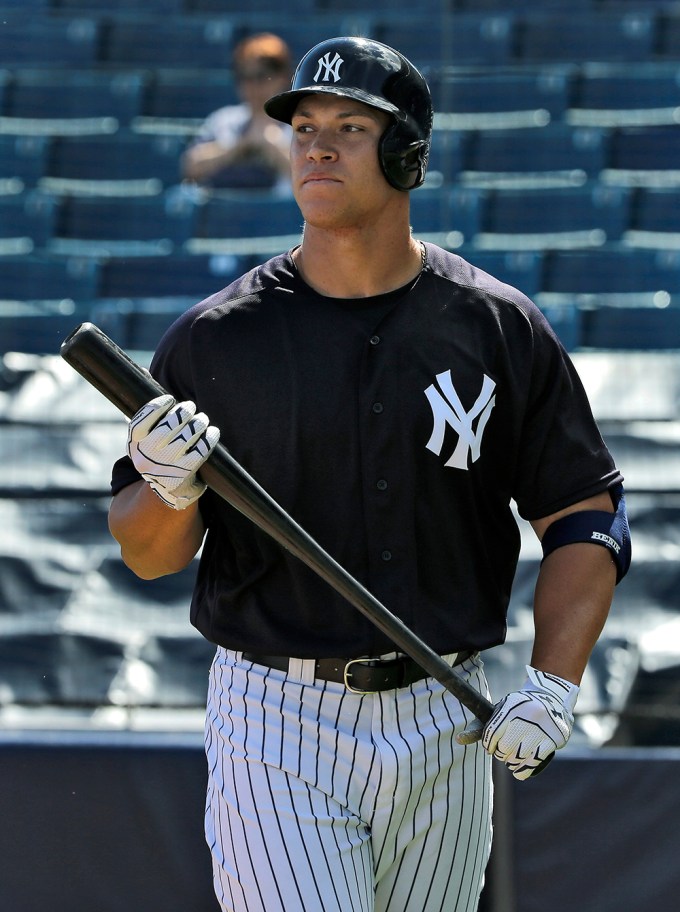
[108,37,630,912]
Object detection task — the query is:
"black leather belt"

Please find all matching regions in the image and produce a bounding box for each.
[242,650,475,693]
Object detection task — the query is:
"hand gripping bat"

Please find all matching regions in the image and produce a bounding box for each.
[60,322,553,774]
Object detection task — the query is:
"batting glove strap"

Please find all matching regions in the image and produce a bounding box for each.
[481,665,579,781]
[127,395,220,511]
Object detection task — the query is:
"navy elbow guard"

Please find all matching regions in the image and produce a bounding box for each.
[540,485,631,583]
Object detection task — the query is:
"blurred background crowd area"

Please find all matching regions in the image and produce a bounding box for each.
[0,0,679,751]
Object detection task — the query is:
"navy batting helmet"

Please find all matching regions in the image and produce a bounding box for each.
[264,36,433,191]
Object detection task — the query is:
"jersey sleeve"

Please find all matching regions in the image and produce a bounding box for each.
[512,307,622,521]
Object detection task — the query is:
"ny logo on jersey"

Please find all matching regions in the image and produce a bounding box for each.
[314,52,344,83]
[424,370,496,469]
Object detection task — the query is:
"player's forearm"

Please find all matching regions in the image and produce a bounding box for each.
[530,541,617,685]
[108,480,205,579]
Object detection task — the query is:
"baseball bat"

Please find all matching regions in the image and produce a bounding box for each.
[61,322,553,772]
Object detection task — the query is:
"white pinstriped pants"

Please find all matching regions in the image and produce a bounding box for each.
[205,648,493,912]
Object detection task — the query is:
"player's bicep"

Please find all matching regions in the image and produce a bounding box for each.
[530,491,614,541]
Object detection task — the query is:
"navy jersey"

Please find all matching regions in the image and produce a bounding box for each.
[111,244,622,656]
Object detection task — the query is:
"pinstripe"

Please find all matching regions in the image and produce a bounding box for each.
[205,648,492,912]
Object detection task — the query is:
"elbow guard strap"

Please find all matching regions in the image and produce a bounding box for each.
[540,485,631,584]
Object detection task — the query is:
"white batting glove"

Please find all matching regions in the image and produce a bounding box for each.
[127,394,220,510]
[457,666,579,781]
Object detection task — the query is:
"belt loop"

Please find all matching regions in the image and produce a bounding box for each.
[288,657,316,685]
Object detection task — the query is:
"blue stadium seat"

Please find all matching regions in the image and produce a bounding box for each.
[193,194,302,240]
[51,192,197,256]
[103,16,237,68]
[516,11,656,63]
[377,13,514,69]
[544,246,680,296]
[189,0,316,11]
[98,252,249,298]
[0,17,101,67]
[477,184,631,249]
[5,70,147,126]
[0,191,60,252]
[569,64,680,126]
[58,0,183,10]
[410,186,486,247]
[0,68,10,112]
[139,70,238,123]
[656,13,680,59]
[581,305,680,350]
[0,135,50,188]
[605,127,680,180]
[462,125,609,187]
[0,255,100,302]
[427,129,471,185]
[40,131,186,195]
[430,69,571,123]
[457,0,595,8]
[90,296,200,350]
[625,188,680,248]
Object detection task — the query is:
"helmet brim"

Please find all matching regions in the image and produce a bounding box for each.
[265,85,400,124]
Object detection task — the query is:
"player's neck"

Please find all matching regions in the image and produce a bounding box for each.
[294,228,424,299]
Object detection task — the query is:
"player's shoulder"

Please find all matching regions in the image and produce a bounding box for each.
[424,243,537,315]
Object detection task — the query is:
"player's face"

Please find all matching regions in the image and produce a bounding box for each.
[290,94,395,229]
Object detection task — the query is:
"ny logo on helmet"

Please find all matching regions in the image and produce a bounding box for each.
[314,52,344,84]
[424,371,496,470]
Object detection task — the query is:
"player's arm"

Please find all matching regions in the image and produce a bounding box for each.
[108,394,220,580]
[109,481,205,579]
[529,490,617,684]
[459,487,630,779]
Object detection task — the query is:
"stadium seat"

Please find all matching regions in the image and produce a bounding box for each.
[568,64,680,127]
[461,124,609,188]
[192,194,302,241]
[90,296,201,350]
[431,68,571,126]
[410,186,486,247]
[476,184,631,249]
[516,11,656,63]
[459,0,595,7]
[98,252,249,299]
[0,135,50,189]
[58,0,184,10]
[135,70,238,131]
[4,70,148,127]
[427,129,471,185]
[656,12,680,59]
[377,13,514,69]
[603,127,680,185]
[0,191,60,252]
[625,187,680,248]
[50,192,197,256]
[0,17,101,67]
[102,16,237,69]
[0,254,100,302]
[543,246,680,297]
[40,131,186,195]
[581,305,680,350]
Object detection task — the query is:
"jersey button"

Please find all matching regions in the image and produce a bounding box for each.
[369,335,380,345]
[381,550,392,562]
[372,402,384,414]
[376,479,388,491]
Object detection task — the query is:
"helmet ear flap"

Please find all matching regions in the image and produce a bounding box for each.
[380,122,429,191]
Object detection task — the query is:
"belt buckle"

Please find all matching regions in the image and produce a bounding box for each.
[343,658,378,695]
